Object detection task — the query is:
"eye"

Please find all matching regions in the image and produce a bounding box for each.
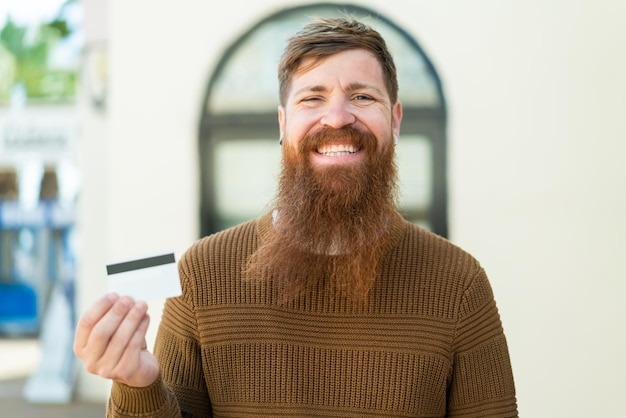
[353,94,375,103]
[298,95,324,107]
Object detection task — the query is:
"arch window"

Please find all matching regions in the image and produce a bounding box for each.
[199,3,448,237]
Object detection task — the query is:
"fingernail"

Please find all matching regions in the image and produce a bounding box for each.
[119,296,134,308]
[105,293,119,302]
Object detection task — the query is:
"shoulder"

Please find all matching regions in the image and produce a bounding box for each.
[177,216,265,278]
[174,216,265,305]
[399,220,483,278]
[381,220,490,317]
[184,216,264,260]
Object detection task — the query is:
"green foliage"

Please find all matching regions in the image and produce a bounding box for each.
[0,7,77,101]
[0,18,27,58]
[48,19,70,38]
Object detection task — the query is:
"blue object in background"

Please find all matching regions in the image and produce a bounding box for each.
[0,201,75,336]
[0,282,38,334]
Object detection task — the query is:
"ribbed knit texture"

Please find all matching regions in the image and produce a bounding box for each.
[108,212,517,417]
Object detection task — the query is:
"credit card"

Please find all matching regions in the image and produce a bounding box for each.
[106,252,182,301]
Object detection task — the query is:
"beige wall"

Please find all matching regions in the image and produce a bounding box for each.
[76,1,626,416]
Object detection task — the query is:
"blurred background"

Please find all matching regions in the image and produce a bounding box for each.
[1,0,625,417]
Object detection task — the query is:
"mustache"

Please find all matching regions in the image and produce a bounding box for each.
[300,126,378,152]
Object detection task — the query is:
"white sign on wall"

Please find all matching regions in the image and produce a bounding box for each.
[0,106,78,165]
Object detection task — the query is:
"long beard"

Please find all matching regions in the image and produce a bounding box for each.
[246,126,399,302]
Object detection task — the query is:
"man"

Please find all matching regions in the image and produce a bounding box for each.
[74,17,518,417]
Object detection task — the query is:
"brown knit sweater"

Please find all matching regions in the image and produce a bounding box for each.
[108,212,518,417]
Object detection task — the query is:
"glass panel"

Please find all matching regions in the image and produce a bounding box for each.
[209,6,440,114]
[214,139,280,229]
[397,135,432,229]
[377,29,441,107]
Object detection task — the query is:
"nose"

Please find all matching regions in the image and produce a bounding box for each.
[320,100,356,129]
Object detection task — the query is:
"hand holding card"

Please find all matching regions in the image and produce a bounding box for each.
[106,252,182,301]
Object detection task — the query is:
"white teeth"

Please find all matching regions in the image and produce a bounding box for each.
[317,144,357,156]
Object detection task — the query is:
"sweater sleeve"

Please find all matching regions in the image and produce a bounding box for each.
[447,267,518,417]
[154,252,213,416]
[107,376,181,417]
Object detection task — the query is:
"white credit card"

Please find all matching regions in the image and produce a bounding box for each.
[106,252,182,301]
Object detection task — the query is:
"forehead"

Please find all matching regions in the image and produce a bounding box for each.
[290,49,385,92]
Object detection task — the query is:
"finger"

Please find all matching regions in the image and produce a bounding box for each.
[82,296,136,362]
[99,301,149,369]
[111,313,153,383]
[74,293,119,354]
[130,310,151,352]
[115,315,160,388]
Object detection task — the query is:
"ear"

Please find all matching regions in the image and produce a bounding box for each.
[391,101,403,137]
[278,105,286,139]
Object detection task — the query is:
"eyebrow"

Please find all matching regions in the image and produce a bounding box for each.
[293,82,386,98]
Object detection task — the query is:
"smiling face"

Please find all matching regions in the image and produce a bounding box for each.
[278,49,403,170]
[246,18,405,302]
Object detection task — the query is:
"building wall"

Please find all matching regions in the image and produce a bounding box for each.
[76,1,626,416]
